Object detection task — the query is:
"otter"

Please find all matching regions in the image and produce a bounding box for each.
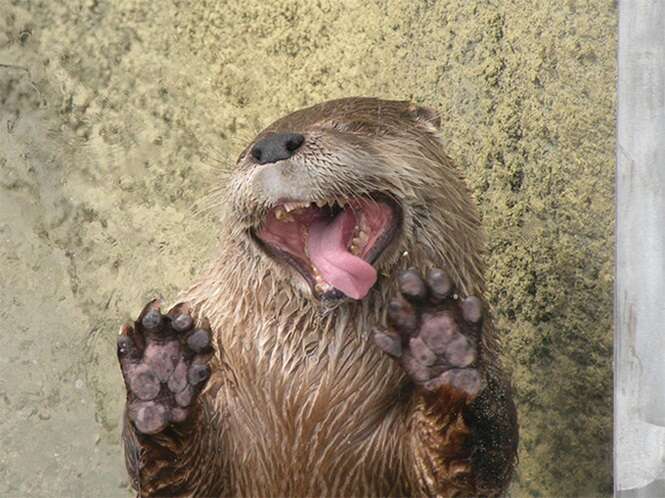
[117,97,518,497]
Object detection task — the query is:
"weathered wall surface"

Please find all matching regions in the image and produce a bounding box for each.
[0,0,615,496]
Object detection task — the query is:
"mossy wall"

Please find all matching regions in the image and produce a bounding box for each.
[0,0,615,495]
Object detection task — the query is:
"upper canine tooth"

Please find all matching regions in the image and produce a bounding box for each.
[275,207,287,220]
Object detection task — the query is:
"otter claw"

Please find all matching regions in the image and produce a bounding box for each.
[426,268,453,301]
[188,364,210,385]
[117,334,136,358]
[398,269,428,301]
[141,308,162,330]
[461,296,483,324]
[172,313,194,332]
[187,328,212,353]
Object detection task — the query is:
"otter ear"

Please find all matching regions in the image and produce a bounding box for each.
[408,104,441,132]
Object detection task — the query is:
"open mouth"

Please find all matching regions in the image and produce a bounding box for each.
[253,195,402,300]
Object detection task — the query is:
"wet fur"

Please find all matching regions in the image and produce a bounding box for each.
[123,97,517,496]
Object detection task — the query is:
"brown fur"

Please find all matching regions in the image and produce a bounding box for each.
[122,97,517,497]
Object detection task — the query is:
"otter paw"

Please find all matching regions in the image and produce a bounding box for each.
[373,268,483,398]
[117,300,213,435]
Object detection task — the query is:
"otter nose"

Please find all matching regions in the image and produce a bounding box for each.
[250,133,305,165]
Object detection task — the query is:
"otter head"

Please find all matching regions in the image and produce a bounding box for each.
[224,97,483,304]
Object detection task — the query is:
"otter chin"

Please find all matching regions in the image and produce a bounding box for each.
[253,194,402,300]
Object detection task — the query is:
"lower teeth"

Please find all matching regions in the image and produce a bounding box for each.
[349,223,368,255]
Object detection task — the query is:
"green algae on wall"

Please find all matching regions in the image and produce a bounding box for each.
[0,0,615,496]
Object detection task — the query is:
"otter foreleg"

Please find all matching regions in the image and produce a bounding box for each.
[118,300,226,497]
[373,269,518,497]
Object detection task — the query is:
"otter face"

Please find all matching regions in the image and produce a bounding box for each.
[226,97,443,301]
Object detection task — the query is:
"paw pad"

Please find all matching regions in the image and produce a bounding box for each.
[374,268,484,398]
[118,301,213,434]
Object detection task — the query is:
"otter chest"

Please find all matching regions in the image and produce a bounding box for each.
[218,322,409,497]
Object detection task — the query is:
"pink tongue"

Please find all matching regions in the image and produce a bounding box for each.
[308,210,377,300]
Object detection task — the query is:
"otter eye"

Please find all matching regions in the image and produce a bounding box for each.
[409,105,441,131]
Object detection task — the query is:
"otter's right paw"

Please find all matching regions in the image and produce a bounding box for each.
[117,300,213,435]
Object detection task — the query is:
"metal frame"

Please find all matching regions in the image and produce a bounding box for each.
[615,1,665,495]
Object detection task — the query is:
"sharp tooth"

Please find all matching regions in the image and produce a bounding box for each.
[275,207,286,220]
[284,201,310,212]
[357,230,368,244]
[316,200,326,208]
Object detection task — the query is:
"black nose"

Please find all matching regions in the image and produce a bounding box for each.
[250,133,305,165]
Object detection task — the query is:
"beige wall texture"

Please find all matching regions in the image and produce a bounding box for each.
[0,0,615,496]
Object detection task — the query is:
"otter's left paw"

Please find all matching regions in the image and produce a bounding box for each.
[373,268,483,398]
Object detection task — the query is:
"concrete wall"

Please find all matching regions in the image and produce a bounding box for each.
[0,1,616,495]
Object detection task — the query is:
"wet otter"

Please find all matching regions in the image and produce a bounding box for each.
[117,97,518,497]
